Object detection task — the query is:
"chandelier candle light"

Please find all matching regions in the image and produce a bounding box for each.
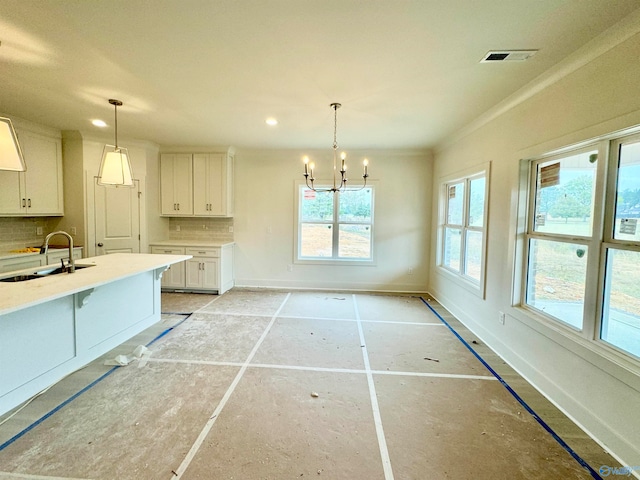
[303,103,369,192]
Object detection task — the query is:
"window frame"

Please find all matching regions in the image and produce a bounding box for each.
[294,181,376,266]
[516,130,640,365]
[437,162,490,298]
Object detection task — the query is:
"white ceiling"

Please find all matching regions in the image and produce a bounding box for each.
[0,0,639,150]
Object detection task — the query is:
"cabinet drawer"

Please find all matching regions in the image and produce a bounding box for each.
[185,247,220,257]
[151,247,185,255]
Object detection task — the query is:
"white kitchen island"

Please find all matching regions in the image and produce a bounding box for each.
[0,253,190,417]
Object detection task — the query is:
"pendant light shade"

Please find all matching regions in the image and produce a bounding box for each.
[98,145,133,186]
[97,99,134,187]
[0,116,27,172]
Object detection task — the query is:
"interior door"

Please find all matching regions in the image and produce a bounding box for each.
[94,178,141,255]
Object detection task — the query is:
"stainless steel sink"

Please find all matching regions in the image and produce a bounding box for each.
[0,274,43,282]
[0,264,94,282]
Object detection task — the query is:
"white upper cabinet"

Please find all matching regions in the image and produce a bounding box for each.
[160,153,193,216]
[193,153,233,217]
[161,151,233,217]
[0,131,64,216]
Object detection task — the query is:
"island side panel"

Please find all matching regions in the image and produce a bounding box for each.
[75,269,159,360]
[0,297,75,400]
[0,268,165,417]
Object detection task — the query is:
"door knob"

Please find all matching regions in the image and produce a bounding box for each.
[97,242,104,247]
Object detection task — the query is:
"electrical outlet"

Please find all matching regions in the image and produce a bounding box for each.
[36,227,43,235]
[499,311,506,325]
[70,226,77,235]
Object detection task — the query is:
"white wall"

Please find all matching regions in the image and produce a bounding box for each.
[429,28,640,465]
[233,148,432,292]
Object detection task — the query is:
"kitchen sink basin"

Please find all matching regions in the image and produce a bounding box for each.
[0,264,94,282]
[0,274,43,282]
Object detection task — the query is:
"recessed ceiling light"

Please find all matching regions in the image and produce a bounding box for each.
[265,117,278,126]
[92,119,107,128]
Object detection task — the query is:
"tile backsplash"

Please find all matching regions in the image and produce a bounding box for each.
[168,217,234,242]
[0,217,61,252]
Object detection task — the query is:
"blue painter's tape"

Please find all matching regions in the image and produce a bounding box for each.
[0,314,191,452]
[418,297,603,480]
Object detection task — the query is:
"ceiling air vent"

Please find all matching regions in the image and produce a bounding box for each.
[480,50,538,63]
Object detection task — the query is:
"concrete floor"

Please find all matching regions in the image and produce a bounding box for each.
[0,290,619,479]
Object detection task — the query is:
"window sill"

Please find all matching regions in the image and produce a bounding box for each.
[294,258,376,267]
[436,265,485,299]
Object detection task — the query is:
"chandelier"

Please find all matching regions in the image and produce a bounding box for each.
[303,103,369,192]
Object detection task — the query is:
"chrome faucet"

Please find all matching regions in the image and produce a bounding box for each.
[40,231,75,273]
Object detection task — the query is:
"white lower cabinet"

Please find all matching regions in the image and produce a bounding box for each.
[151,247,186,288]
[186,257,219,289]
[151,243,233,294]
[45,248,83,267]
[0,255,43,274]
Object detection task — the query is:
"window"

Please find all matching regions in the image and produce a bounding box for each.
[296,185,374,263]
[520,133,640,360]
[438,165,489,295]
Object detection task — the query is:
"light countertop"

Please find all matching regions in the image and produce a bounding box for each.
[149,240,235,247]
[0,253,190,316]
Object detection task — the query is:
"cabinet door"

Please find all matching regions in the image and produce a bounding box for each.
[202,257,219,289]
[193,154,228,216]
[163,262,186,288]
[21,133,64,215]
[151,246,186,288]
[185,258,203,288]
[0,170,23,214]
[160,154,193,215]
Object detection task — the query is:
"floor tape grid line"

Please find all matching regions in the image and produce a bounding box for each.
[188,310,444,326]
[353,294,395,480]
[147,357,498,380]
[418,297,603,480]
[0,472,91,480]
[171,292,292,479]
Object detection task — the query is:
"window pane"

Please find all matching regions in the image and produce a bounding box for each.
[601,249,640,358]
[526,239,588,329]
[447,182,465,225]
[534,150,597,237]
[468,177,486,227]
[301,189,333,222]
[338,224,371,258]
[613,141,640,242]
[300,223,332,257]
[339,188,372,222]
[464,230,483,282]
[443,227,461,272]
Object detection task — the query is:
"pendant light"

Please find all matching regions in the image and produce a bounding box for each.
[97,99,134,187]
[0,116,26,171]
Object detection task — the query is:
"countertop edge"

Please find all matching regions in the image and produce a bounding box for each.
[149,240,235,247]
[0,253,191,316]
